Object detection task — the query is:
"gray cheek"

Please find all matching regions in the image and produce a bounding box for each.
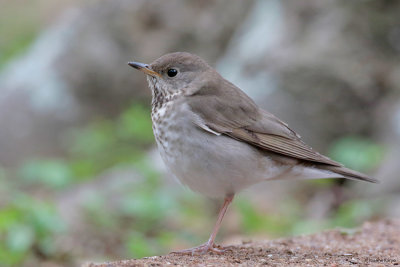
[163,80,180,94]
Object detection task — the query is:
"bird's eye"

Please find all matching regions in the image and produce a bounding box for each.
[167,68,178,77]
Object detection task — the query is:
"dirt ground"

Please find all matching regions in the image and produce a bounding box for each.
[85,219,400,267]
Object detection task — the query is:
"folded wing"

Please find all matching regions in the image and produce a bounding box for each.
[187,77,341,167]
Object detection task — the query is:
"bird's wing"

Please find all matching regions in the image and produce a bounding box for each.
[186,77,342,167]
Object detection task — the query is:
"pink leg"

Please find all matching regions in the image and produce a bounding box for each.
[171,194,234,255]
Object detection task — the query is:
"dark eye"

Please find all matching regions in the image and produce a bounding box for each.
[167,68,178,77]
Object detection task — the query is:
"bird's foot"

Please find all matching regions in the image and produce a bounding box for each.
[170,242,227,255]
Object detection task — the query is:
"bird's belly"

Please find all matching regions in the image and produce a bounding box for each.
[154,121,285,198]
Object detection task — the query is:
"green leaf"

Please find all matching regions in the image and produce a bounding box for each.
[291,219,328,236]
[329,136,384,172]
[6,224,34,252]
[0,243,25,266]
[117,105,153,143]
[126,232,154,258]
[332,200,375,227]
[0,208,20,231]
[235,199,289,235]
[19,159,72,189]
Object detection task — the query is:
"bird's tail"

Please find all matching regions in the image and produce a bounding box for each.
[320,165,379,183]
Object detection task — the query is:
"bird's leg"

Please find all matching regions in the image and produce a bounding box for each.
[171,194,234,255]
[204,194,234,251]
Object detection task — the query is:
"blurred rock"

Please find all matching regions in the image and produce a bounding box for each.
[218,0,400,151]
[370,99,400,197]
[0,0,253,167]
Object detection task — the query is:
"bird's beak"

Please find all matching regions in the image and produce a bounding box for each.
[128,61,161,77]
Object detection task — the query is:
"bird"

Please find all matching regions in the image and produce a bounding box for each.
[127,52,377,255]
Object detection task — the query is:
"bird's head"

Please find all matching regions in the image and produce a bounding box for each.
[128,52,212,97]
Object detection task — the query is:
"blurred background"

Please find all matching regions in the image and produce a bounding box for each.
[1,0,400,266]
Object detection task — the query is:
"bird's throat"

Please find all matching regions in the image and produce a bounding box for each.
[147,76,167,113]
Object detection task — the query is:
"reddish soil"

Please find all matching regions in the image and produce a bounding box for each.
[85,219,400,267]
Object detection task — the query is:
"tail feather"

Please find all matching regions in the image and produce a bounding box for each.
[321,165,379,183]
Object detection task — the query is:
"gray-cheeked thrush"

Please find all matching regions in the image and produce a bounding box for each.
[128,52,377,255]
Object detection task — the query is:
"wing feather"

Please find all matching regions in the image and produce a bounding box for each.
[186,73,342,167]
[229,129,342,166]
